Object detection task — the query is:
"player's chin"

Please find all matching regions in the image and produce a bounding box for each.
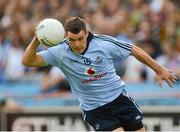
[73,49,83,54]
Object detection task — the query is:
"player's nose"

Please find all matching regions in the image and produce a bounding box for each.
[73,40,81,46]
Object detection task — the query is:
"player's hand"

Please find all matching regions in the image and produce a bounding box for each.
[34,26,38,38]
[155,67,177,88]
[33,26,40,43]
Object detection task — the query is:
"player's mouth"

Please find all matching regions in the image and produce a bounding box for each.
[73,48,84,53]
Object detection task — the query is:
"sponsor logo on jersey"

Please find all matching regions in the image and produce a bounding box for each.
[81,72,107,84]
[86,67,95,75]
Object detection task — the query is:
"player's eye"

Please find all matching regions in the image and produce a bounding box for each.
[68,38,75,42]
[78,37,84,41]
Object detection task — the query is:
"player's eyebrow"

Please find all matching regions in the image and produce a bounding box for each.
[69,36,84,41]
[69,38,75,41]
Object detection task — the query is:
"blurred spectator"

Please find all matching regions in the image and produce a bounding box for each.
[123,39,160,82]
[91,0,125,35]
[123,55,144,83]
[150,0,164,13]
[135,20,152,42]
[0,97,22,112]
[138,39,160,82]
[0,26,11,82]
[41,66,71,94]
[155,41,180,80]
[4,26,25,81]
[144,39,180,82]
[0,91,22,112]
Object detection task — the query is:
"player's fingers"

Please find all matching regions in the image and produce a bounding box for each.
[169,73,178,83]
[172,74,178,81]
[34,28,38,37]
[155,76,162,88]
[171,77,177,83]
[166,78,173,88]
[168,70,173,73]
[171,75,177,83]
[34,26,37,32]
[159,79,162,88]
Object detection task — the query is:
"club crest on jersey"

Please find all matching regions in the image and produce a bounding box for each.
[86,67,95,75]
[95,56,103,64]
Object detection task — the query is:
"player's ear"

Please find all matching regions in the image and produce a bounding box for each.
[85,30,89,37]
[65,32,68,38]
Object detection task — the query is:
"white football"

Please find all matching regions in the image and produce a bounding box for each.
[36,18,65,46]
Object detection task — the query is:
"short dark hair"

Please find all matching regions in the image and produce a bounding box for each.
[65,17,86,34]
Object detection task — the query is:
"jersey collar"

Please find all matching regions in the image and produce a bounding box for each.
[68,31,94,55]
[81,32,93,55]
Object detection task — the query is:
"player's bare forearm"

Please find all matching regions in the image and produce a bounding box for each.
[131,45,177,87]
[22,36,46,67]
[131,45,162,74]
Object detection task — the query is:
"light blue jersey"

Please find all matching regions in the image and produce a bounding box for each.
[39,32,132,110]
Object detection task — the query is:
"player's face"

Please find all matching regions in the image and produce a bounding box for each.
[66,30,88,54]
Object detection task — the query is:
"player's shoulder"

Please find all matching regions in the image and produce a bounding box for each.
[93,34,120,48]
[50,39,68,49]
[93,33,133,47]
[93,34,120,45]
[93,34,115,41]
[58,38,69,46]
[45,38,69,54]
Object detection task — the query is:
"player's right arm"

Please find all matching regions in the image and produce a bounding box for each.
[131,44,177,88]
[22,36,46,67]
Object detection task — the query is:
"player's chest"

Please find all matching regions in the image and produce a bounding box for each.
[63,53,112,73]
[64,54,107,66]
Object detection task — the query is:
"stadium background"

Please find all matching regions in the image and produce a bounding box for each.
[0,0,180,131]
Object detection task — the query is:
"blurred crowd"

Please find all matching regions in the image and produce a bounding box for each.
[0,0,180,93]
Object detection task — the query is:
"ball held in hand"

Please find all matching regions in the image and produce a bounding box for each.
[36,18,65,46]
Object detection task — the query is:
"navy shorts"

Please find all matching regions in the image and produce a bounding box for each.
[83,89,144,131]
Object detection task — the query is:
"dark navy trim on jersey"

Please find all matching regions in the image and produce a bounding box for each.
[96,34,132,49]
[59,39,69,44]
[81,32,94,55]
[94,35,132,51]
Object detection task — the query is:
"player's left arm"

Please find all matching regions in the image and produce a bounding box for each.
[131,44,177,88]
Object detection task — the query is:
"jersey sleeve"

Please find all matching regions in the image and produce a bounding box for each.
[39,46,64,66]
[101,35,133,59]
[39,49,55,65]
[110,39,132,59]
